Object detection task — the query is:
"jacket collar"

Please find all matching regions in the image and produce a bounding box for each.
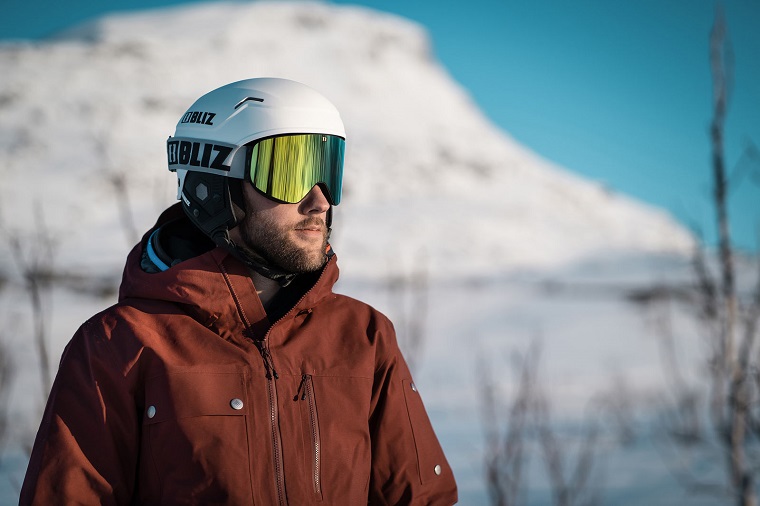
[118,204,340,333]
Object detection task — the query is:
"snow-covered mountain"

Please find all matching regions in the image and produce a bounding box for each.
[0,2,712,503]
[0,0,693,280]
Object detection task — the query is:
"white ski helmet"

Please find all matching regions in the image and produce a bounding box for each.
[167,78,346,244]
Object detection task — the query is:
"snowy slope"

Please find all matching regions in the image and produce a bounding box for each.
[0,0,693,280]
[0,2,711,504]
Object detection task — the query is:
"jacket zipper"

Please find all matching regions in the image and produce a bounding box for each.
[267,364,286,506]
[221,257,334,506]
[258,262,332,506]
[295,374,322,498]
[219,262,287,505]
[249,336,286,506]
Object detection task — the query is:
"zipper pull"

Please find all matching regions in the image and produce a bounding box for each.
[252,339,279,380]
[294,374,309,401]
[264,348,279,380]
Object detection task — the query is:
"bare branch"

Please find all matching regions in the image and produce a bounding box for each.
[654,8,759,505]
[2,205,57,400]
[480,342,540,506]
[534,383,600,506]
[482,339,602,506]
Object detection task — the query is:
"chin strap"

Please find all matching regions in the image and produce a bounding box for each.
[182,173,334,287]
[212,229,300,287]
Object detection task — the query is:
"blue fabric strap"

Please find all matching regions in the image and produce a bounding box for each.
[146,229,171,272]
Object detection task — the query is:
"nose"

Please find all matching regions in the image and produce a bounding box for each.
[299,184,331,216]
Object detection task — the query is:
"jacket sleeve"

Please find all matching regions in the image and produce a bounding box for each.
[367,316,458,505]
[19,318,140,506]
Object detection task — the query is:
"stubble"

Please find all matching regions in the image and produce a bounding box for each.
[236,211,328,273]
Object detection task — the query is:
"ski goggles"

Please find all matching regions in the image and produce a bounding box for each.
[246,133,345,205]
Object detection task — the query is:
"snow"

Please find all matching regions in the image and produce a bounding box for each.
[0,1,736,504]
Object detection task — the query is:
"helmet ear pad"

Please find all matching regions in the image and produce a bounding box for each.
[180,171,246,245]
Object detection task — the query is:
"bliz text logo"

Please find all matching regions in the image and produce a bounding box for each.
[181,111,216,125]
[167,140,233,171]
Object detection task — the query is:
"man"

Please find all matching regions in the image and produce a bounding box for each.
[20,78,458,505]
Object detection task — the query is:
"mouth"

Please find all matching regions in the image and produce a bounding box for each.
[293,224,326,242]
[294,218,326,235]
[294,226,324,233]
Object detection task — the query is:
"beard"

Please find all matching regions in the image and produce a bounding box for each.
[235,211,329,274]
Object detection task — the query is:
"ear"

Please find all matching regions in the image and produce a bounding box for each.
[180,172,246,244]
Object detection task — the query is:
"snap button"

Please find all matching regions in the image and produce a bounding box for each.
[147,405,156,419]
[410,382,418,392]
[230,398,244,410]
[434,464,442,476]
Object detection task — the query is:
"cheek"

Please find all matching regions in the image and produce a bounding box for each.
[242,183,280,212]
[246,191,300,223]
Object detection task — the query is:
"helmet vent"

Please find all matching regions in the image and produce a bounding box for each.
[234,96,265,109]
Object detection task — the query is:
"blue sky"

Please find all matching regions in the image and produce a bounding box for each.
[2,0,758,252]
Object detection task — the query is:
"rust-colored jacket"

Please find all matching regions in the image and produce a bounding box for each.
[20,212,457,505]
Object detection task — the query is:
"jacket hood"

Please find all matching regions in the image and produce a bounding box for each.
[118,203,340,327]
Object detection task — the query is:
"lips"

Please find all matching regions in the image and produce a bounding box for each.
[294,218,326,234]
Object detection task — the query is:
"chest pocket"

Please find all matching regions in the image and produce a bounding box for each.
[140,370,253,505]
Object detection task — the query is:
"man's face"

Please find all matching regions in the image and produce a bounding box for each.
[229,183,331,273]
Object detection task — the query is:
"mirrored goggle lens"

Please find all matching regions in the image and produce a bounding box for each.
[247,134,345,205]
